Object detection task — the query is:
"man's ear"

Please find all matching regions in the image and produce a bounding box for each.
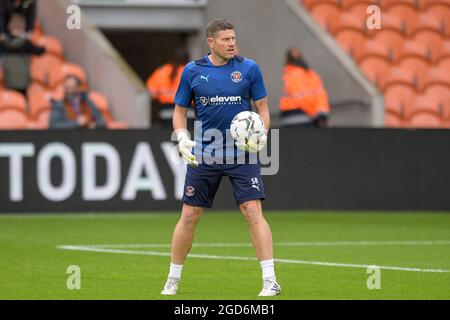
[207,37,214,49]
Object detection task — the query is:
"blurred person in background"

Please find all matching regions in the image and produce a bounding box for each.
[147,47,195,127]
[279,48,330,127]
[0,12,44,96]
[49,75,106,130]
[0,0,37,34]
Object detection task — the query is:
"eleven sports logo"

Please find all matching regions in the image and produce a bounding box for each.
[199,95,242,106]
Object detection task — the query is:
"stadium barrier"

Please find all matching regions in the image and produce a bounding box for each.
[1,128,450,213]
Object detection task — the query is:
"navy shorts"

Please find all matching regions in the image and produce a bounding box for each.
[182,163,265,208]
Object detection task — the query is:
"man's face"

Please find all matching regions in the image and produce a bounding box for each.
[7,16,26,37]
[208,29,236,60]
[64,78,81,100]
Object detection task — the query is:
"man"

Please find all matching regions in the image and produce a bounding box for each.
[161,18,281,297]
[49,75,106,129]
[279,48,330,127]
[0,0,36,34]
[0,12,44,96]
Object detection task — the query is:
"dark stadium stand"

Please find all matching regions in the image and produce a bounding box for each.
[302,0,450,128]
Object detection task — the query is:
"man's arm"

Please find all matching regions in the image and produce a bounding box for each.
[26,38,45,56]
[86,94,107,128]
[49,102,80,129]
[173,104,198,166]
[173,104,188,132]
[254,97,270,131]
[242,97,270,153]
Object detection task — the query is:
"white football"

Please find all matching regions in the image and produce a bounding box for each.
[230,111,266,152]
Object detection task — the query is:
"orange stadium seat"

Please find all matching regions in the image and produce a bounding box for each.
[27,83,65,130]
[0,109,30,129]
[410,94,446,116]
[379,13,406,34]
[310,2,341,32]
[31,18,43,40]
[413,30,444,62]
[0,90,27,111]
[29,108,52,130]
[88,91,113,123]
[408,111,442,128]
[384,84,416,118]
[32,35,64,58]
[398,57,430,89]
[419,0,450,9]
[89,91,127,129]
[397,40,430,63]
[335,13,366,34]
[341,0,379,9]
[27,83,53,119]
[410,13,445,36]
[387,3,419,32]
[423,84,450,102]
[359,40,391,63]
[426,4,450,30]
[423,67,450,91]
[372,29,406,60]
[423,87,450,118]
[380,0,418,9]
[382,66,417,90]
[347,2,375,18]
[385,111,406,127]
[106,121,127,129]
[336,29,367,60]
[359,56,391,87]
[49,63,87,90]
[30,54,63,87]
[437,57,450,72]
[435,41,450,63]
[302,0,340,10]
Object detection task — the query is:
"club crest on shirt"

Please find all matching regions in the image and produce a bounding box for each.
[231,71,243,83]
[185,186,195,197]
[199,96,209,106]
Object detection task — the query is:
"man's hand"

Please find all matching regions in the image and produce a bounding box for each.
[77,115,88,128]
[246,131,268,153]
[176,130,198,167]
[235,140,248,152]
[237,129,268,153]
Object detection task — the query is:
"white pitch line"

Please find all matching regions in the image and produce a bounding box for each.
[60,240,450,249]
[56,244,450,274]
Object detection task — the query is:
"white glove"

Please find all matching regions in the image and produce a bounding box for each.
[236,130,268,153]
[235,140,248,152]
[176,130,198,167]
[247,133,267,153]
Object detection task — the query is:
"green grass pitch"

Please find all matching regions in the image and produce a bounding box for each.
[0,212,449,300]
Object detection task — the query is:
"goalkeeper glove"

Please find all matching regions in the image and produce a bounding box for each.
[176,130,198,167]
[247,132,267,153]
[235,130,268,153]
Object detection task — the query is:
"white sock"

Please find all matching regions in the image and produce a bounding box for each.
[260,259,276,280]
[168,262,183,280]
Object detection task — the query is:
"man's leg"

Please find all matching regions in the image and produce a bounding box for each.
[240,200,273,260]
[161,204,203,295]
[240,200,281,296]
[171,204,204,264]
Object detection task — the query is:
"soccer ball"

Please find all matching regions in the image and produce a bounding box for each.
[230,111,266,152]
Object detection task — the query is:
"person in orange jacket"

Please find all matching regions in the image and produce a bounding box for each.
[279,48,330,127]
[147,48,194,127]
